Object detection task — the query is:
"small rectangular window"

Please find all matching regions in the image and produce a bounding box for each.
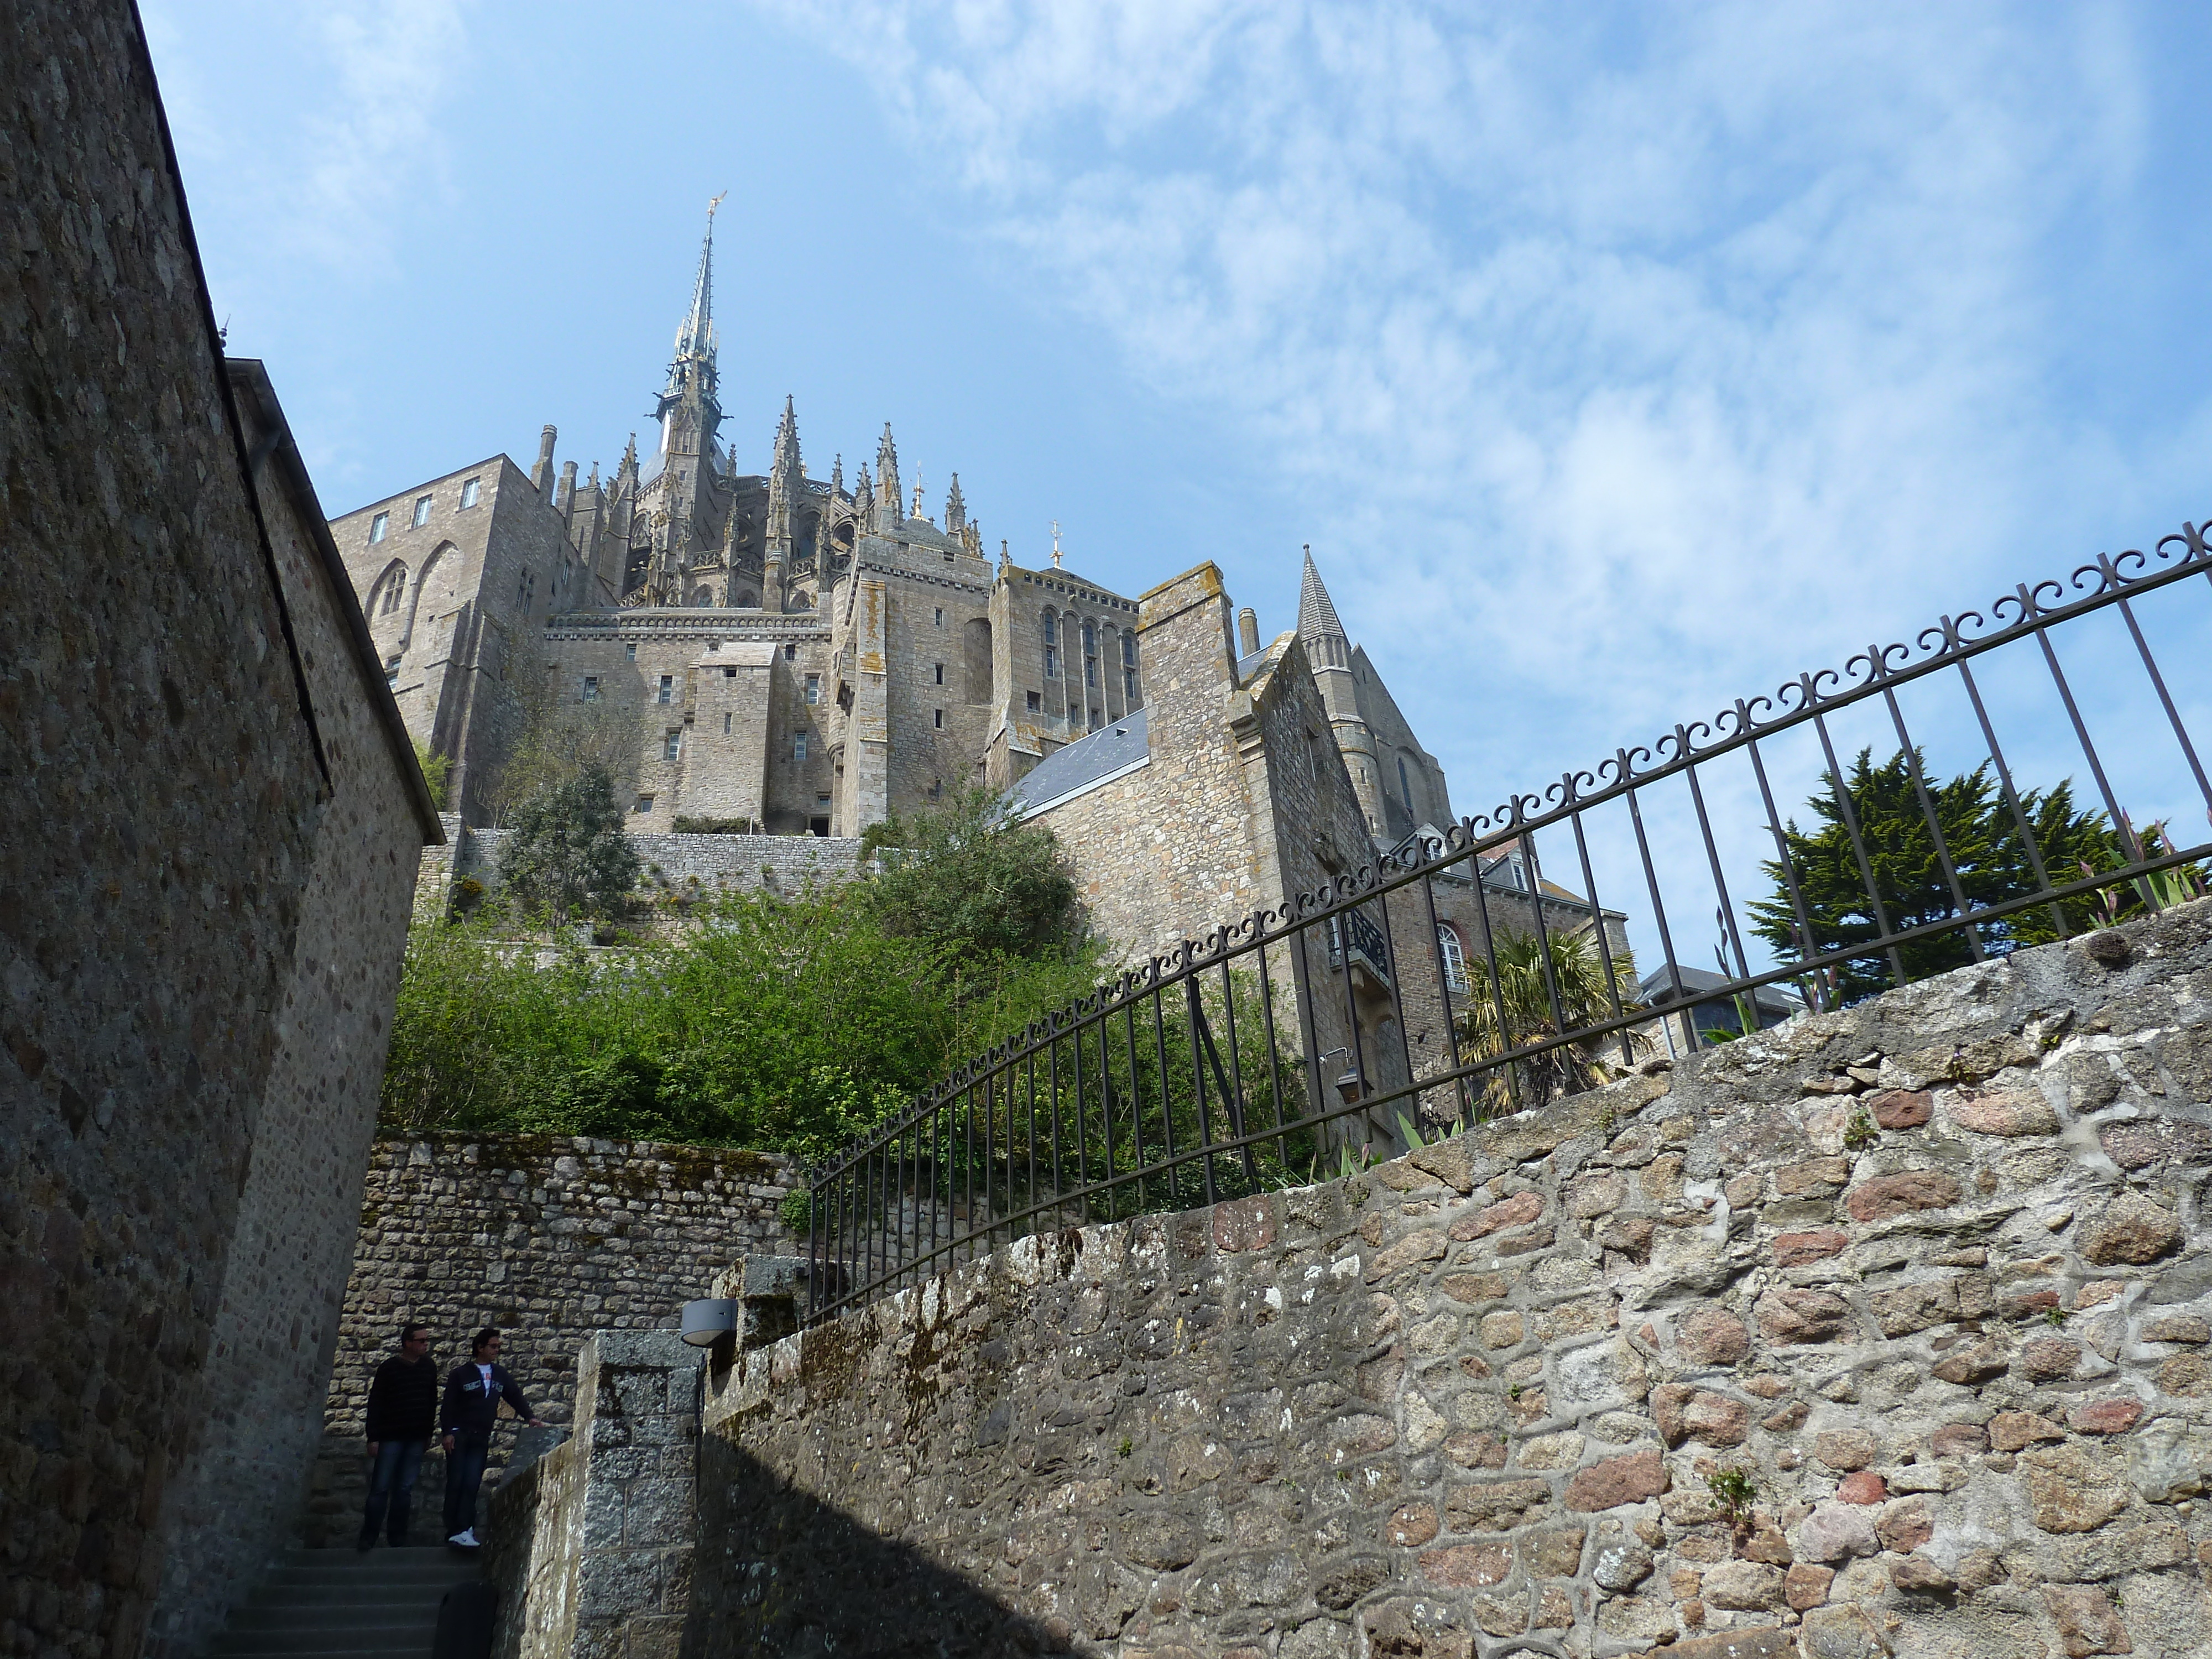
[816,793,831,809]
[625,644,637,662]
[664,729,681,761]
[635,795,654,814]
[934,607,944,627]
[385,656,400,687]
[928,778,942,800]
[1025,691,1041,712]
[658,675,673,704]
[411,494,432,528]
[933,708,943,729]
[722,666,735,679]
[933,663,944,686]
[805,674,821,704]
[784,644,796,661]
[369,512,390,544]
[794,734,808,761]
[1124,668,1138,700]
[581,676,599,701]
[723,712,732,734]
[460,477,481,509]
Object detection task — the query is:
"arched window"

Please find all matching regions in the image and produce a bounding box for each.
[1121,630,1138,701]
[371,560,408,617]
[1041,611,1059,679]
[1082,619,1098,688]
[791,589,813,610]
[692,588,712,607]
[735,588,759,609]
[1438,925,1468,993]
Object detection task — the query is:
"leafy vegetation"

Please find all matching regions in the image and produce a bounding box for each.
[1749,747,2190,1005]
[1454,928,1649,1110]
[498,766,640,925]
[413,739,451,812]
[671,815,755,834]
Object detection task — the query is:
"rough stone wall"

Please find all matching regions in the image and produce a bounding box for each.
[435,825,865,905]
[1,9,332,1657]
[691,901,2212,1659]
[485,1333,702,1659]
[146,366,437,1658]
[307,1136,795,1544]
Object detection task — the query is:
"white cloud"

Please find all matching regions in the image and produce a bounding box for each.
[753,0,2186,808]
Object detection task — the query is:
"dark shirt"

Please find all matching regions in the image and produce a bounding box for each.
[440,1360,533,1435]
[363,1354,439,1442]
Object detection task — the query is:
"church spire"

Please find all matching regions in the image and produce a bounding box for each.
[944,473,966,534]
[656,196,726,458]
[1298,545,1350,670]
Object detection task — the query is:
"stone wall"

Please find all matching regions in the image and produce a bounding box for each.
[3,8,429,1658]
[672,901,2212,1658]
[145,364,440,1659]
[308,1136,796,1544]
[432,823,865,905]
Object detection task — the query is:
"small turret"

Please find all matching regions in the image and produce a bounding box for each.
[531,425,557,498]
[945,473,966,534]
[1297,545,1350,670]
[875,424,901,525]
[830,453,844,498]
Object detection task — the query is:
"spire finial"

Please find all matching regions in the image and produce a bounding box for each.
[1051,520,1063,568]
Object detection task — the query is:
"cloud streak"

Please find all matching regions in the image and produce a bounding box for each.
[753,1,2192,813]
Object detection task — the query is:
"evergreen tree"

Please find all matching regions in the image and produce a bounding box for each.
[1749,747,2123,1005]
[498,764,640,925]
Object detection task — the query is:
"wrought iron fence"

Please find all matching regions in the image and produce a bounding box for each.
[805,519,2212,1324]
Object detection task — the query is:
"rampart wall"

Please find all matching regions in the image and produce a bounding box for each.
[490,899,2212,1659]
[306,1136,796,1544]
[429,823,865,905]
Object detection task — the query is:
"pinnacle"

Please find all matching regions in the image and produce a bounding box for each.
[1297,545,1347,641]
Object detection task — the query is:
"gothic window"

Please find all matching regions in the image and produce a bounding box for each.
[1042,611,1058,679]
[369,512,389,544]
[664,728,681,761]
[693,589,713,607]
[372,561,407,615]
[1121,630,1139,702]
[1438,925,1468,993]
[791,591,813,610]
[1083,620,1098,688]
[736,590,758,608]
[412,494,432,528]
[460,477,481,509]
[1399,756,1415,816]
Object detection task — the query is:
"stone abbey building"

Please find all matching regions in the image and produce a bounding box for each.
[332,209,1453,859]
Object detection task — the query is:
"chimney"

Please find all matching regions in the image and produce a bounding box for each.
[1237,608,1261,656]
[531,425,558,498]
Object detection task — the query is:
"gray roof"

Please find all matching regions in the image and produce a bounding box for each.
[1010,706,1150,816]
[1638,964,1802,1015]
[1298,549,1347,640]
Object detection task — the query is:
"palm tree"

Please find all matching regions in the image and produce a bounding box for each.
[1455,927,1648,1111]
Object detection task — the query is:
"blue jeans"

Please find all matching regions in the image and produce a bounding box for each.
[442,1431,491,1538]
[361,1439,426,1544]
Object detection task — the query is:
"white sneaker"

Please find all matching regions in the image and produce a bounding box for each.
[448,1530,479,1548]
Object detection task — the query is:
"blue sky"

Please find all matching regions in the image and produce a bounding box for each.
[145,1,2212,964]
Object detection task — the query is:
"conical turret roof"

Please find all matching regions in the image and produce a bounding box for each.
[1297,546,1347,641]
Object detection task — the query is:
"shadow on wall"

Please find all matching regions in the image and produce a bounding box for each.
[687,1436,1061,1659]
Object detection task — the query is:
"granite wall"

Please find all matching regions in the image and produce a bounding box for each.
[307,1136,796,1544]
[676,900,2212,1659]
[430,823,865,908]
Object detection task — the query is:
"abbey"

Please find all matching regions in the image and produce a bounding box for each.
[332,208,1454,881]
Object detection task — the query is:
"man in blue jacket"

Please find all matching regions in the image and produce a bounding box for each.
[439,1327,543,1548]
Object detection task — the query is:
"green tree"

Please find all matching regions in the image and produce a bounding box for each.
[498,765,640,925]
[859,788,1086,962]
[1454,928,1647,1110]
[1748,747,2125,1005]
[412,738,452,812]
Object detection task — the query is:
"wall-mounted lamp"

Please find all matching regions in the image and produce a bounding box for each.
[679,1297,738,1347]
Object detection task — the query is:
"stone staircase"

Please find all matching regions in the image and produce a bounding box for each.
[202,1546,481,1659]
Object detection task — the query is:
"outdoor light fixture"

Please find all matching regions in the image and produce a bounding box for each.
[679,1298,738,1347]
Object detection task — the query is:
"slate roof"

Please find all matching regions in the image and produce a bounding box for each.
[1010,706,1151,817]
[1637,964,1803,1017]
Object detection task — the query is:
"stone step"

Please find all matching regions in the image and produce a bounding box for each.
[204,1540,481,1659]
[225,1607,441,1634]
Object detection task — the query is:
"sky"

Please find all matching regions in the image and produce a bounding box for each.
[144,1,2212,971]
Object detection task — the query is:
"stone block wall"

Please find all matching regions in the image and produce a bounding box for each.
[307,1136,795,1544]
[431,824,865,907]
[677,900,2212,1658]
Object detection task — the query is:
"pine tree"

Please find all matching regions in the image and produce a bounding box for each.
[498,765,640,926]
[1748,748,2122,1005]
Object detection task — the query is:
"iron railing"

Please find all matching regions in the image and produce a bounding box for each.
[805,519,2212,1323]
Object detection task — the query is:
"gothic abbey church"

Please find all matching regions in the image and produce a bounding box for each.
[335,210,1455,938]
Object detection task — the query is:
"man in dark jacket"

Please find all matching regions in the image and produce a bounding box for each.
[359,1324,437,1550]
[440,1327,543,1548]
